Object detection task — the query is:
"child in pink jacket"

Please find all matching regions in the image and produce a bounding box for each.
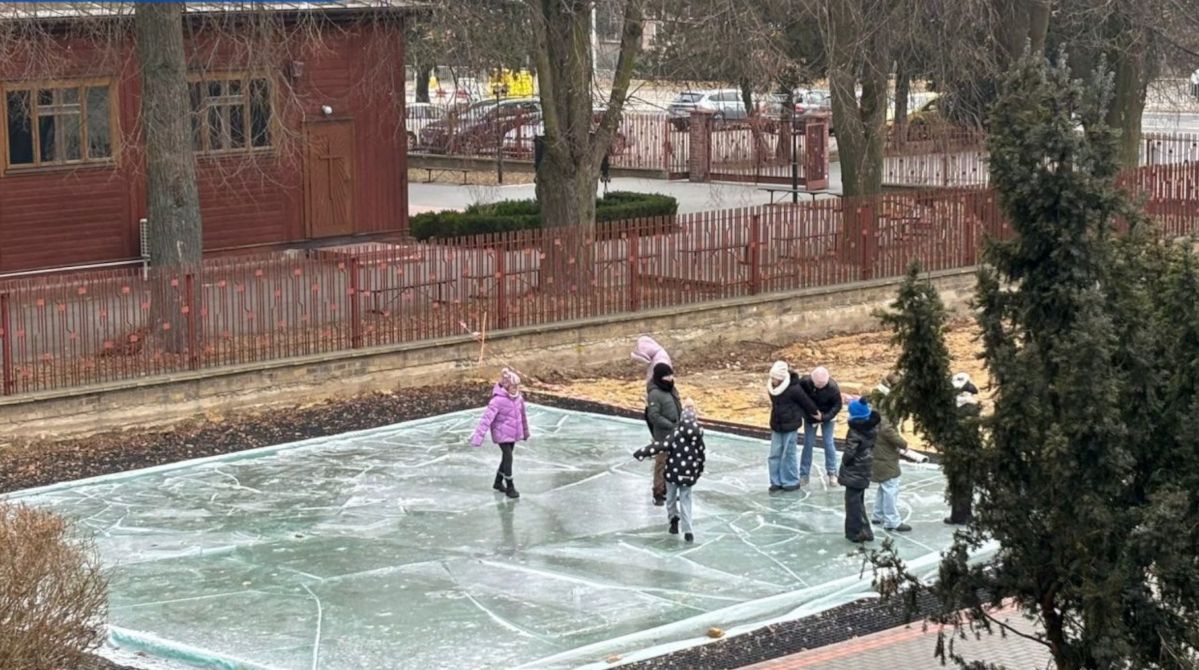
[471,368,530,499]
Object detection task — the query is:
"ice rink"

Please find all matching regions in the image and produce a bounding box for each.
[14,405,973,670]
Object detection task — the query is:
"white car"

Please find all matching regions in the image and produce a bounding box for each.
[405,102,446,146]
[667,89,753,130]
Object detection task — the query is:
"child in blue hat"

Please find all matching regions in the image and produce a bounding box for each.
[839,396,881,543]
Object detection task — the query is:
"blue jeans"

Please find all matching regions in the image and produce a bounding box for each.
[666,482,693,534]
[801,417,838,478]
[768,430,800,487]
[872,477,902,529]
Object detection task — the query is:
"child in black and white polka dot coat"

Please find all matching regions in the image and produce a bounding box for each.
[634,399,707,542]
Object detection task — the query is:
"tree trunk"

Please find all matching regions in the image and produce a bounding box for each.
[1105,32,1148,169]
[531,0,643,297]
[415,63,433,103]
[894,63,911,146]
[739,79,754,117]
[826,0,890,197]
[995,0,1050,66]
[135,2,202,354]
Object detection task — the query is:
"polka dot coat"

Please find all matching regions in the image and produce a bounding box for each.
[633,416,707,487]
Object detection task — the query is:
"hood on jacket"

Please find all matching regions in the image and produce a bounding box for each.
[848,411,882,432]
[632,336,668,365]
[767,362,791,396]
[492,383,520,399]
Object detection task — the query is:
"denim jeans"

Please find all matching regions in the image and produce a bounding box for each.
[801,417,838,478]
[872,476,902,529]
[666,482,693,534]
[768,430,800,487]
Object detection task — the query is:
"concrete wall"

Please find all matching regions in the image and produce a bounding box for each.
[0,268,977,442]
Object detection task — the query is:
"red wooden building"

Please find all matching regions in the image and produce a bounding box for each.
[0,2,414,274]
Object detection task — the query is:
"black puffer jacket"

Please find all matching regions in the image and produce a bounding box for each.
[799,376,843,423]
[634,415,707,487]
[838,411,881,489]
[768,373,819,433]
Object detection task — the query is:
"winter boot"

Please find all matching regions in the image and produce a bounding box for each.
[684,532,694,543]
[504,477,520,499]
[493,471,507,493]
[669,517,680,534]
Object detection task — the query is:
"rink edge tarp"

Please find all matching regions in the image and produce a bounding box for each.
[6,404,990,670]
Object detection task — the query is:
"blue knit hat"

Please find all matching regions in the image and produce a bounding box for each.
[848,397,871,420]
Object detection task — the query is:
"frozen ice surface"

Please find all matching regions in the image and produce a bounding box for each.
[13,406,981,670]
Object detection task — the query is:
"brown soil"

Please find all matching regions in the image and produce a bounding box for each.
[533,320,988,449]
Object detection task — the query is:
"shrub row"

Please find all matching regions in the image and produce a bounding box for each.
[409,191,678,240]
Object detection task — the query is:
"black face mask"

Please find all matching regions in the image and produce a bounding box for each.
[654,377,675,392]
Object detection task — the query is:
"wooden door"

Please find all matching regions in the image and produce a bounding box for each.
[305,121,355,238]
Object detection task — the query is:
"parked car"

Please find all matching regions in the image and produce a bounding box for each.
[501,111,630,158]
[405,102,446,146]
[793,89,831,115]
[791,88,834,134]
[416,97,541,154]
[667,89,782,131]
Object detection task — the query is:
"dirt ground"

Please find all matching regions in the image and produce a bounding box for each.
[534,320,988,450]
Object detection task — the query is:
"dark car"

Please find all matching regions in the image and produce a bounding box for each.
[416,98,541,154]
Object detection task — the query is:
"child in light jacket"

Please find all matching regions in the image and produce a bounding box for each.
[471,368,530,499]
[634,399,706,543]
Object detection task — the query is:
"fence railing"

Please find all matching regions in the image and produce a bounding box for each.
[411,104,688,175]
[2,164,1196,397]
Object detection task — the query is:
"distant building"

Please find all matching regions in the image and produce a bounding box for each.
[0,2,418,274]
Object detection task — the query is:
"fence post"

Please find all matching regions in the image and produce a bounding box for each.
[1,292,13,396]
[184,273,198,371]
[749,214,762,295]
[859,203,877,281]
[627,226,641,311]
[349,256,363,349]
[662,117,671,174]
[495,244,509,330]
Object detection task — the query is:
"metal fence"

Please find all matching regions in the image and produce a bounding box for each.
[883,129,990,188]
[1142,132,1199,166]
[410,104,688,175]
[2,165,1196,397]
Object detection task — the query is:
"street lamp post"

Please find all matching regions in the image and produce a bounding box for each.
[495,81,508,184]
[791,105,799,205]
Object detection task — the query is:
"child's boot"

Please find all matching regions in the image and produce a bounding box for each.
[669,517,679,534]
[684,533,694,543]
[493,471,507,493]
[504,477,520,499]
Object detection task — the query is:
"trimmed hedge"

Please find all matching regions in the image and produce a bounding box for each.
[410,191,678,240]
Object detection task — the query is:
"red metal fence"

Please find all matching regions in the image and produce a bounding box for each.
[2,164,1196,397]
[883,128,990,188]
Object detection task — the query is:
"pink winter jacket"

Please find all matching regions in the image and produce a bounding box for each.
[631,336,672,381]
[471,385,530,446]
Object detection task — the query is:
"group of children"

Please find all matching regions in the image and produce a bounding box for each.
[469,337,978,545]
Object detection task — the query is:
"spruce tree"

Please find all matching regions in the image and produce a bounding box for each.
[874,54,1199,669]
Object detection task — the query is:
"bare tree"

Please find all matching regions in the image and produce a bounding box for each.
[820,0,908,196]
[135,2,202,271]
[533,1,643,234]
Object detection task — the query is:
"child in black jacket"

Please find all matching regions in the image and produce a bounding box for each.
[634,399,706,542]
[839,397,881,543]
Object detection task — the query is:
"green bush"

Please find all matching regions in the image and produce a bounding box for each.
[410,192,678,240]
